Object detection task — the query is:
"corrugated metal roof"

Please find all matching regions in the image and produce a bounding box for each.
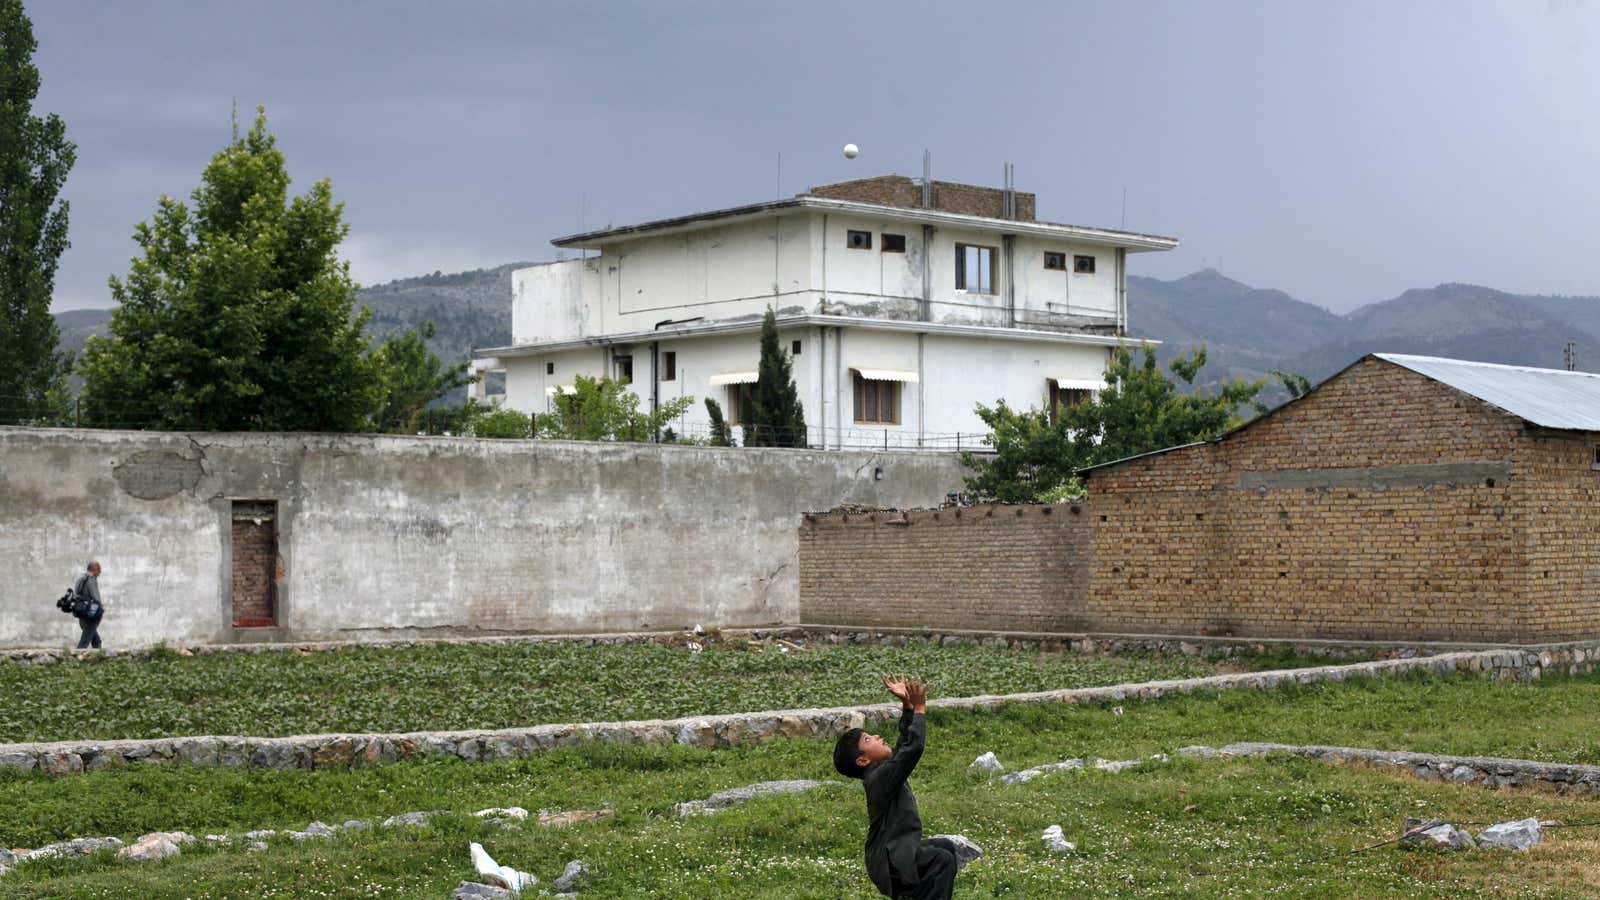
[1378,353,1600,432]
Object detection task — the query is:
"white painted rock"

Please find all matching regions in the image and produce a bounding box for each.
[1041,824,1076,853]
[469,841,537,892]
[1402,818,1475,850]
[118,833,182,862]
[474,807,530,824]
[968,751,1005,775]
[929,834,983,870]
[1477,818,1542,851]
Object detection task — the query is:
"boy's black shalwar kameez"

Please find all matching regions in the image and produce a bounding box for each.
[860,706,958,900]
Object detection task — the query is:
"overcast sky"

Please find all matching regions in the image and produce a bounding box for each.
[31,0,1600,313]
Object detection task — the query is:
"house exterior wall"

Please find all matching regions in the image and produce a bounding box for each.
[498,327,1115,449]
[799,503,1094,632]
[509,210,1125,348]
[0,427,966,649]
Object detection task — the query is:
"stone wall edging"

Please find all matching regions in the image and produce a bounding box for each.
[4,643,1597,779]
[1185,742,1600,794]
[4,623,1571,666]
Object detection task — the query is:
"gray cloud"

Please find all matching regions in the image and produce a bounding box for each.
[30,0,1600,312]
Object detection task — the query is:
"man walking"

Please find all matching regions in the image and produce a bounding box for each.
[72,561,105,650]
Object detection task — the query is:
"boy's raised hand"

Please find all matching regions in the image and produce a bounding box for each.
[905,677,928,711]
[882,673,912,705]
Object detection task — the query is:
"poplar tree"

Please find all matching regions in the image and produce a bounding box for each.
[0,0,74,424]
[745,308,806,447]
[80,108,381,431]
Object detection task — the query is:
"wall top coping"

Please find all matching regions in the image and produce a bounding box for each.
[801,503,1085,528]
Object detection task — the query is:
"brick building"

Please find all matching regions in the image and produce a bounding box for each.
[1080,353,1600,642]
[798,353,1600,643]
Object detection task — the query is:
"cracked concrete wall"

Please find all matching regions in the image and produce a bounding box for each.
[0,427,965,648]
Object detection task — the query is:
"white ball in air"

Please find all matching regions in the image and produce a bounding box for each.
[843,143,859,159]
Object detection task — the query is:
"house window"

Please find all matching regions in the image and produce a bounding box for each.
[881,233,906,253]
[1592,444,1600,471]
[614,355,633,383]
[1047,380,1093,425]
[661,351,676,382]
[791,339,802,356]
[727,383,756,426]
[1074,254,1096,274]
[1044,252,1066,271]
[955,243,996,294]
[546,362,555,375]
[847,229,872,250]
[853,374,900,425]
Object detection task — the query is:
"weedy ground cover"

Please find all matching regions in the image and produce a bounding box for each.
[0,638,1337,742]
[5,672,1600,897]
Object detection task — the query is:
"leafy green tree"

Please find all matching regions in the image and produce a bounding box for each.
[0,0,74,424]
[963,344,1264,502]
[371,321,473,432]
[79,107,379,431]
[472,406,531,438]
[537,374,693,442]
[1270,369,1313,400]
[705,397,733,447]
[744,308,807,447]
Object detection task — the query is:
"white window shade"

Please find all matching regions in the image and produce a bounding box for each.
[709,371,759,386]
[1045,377,1104,391]
[854,368,920,383]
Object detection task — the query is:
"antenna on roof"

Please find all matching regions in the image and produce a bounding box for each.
[921,149,931,207]
[1002,161,1016,219]
[1121,186,1128,229]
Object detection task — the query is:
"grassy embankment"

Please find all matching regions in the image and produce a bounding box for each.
[7,671,1600,897]
[0,638,1338,743]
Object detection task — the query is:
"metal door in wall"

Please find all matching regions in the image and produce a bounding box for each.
[231,500,278,627]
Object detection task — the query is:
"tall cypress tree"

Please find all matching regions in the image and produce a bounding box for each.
[746,308,806,447]
[0,0,74,424]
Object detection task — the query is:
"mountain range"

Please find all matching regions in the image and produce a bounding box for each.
[49,265,1600,407]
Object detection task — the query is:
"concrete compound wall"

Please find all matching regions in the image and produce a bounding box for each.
[0,427,966,649]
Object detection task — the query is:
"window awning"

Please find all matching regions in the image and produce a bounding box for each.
[1045,377,1104,391]
[854,368,920,384]
[545,384,576,396]
[709,371,759,386]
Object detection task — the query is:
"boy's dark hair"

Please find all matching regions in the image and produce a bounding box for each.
[833,728,867,778]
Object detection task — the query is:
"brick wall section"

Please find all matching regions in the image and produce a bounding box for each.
[806,175,1036,221]
[1514,433,1600,639]
[230,502,277,627]
[1086,357,1547,642]
[794,358,1600,642]
[798,503,1092,631]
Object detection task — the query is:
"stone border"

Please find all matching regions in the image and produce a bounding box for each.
[4,643,1597,779]
[1180,742,1600,794]
[5,622,1576,666]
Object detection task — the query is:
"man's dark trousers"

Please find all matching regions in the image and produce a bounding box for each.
[890,837,957,900]
[76,614,102,649]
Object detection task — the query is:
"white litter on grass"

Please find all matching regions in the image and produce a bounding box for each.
[1041,824,1076,853]
[469,842,537,893]
[968,751,1005,774]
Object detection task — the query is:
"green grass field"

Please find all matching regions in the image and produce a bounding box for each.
[6,670,1600,897]
[0,639,1330,743]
